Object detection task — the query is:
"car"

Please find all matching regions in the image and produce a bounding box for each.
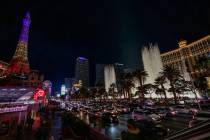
[195,111,210,121]
[174,105,190,114]
[197,99,210,107]
[71,106,79,112]
[185,98,196,105]
[87,107,101,117]
[155,107,168,118]
[102,112,119,124]
[129,103,140,111]
[144,100,155,106]
[165,107,178,117]
[132,109,161,124]
[148,113,162,124]
[116,105,130,114]
[132,109,148,121]
[135,119,169,139]
[104,107,118,115]
[174,105,198,115]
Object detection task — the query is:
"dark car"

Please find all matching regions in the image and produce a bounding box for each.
[102,112,119,124]
[135,119,168,139]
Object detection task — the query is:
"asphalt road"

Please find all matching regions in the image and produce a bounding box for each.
[77,111,194,140]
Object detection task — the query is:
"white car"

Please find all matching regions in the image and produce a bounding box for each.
[148,113,162,124]
[144,100,155,106]
[174,105,190,114]
[116,105,130,114]
[174,105,198,114]
[132,109,161,123]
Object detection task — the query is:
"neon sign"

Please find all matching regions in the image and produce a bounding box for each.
[0,106,28,114]
[34,89,46,101]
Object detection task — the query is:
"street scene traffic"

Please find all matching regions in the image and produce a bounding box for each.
[54,98,210,140]
[0,1,210,140]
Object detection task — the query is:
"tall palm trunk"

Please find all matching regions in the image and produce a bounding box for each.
[139,80,144,105]
[170,82,178,104]
[160,84,168,106]
[127,89,131,103]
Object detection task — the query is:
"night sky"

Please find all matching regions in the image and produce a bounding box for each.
[0,0,210,89]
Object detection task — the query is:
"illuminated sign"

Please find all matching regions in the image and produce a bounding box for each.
[61,85,66,95]
[34,89,46,101]
[0,106,28,114]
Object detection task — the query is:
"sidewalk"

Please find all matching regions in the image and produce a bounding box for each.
[50,112,62,140]
[0,115,41,140]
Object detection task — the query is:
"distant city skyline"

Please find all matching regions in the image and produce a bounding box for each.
[0,1,210,89]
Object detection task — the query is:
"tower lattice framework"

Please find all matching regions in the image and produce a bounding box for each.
[7,12,31,75]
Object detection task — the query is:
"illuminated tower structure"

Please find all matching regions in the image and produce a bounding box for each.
[7,12,31,75]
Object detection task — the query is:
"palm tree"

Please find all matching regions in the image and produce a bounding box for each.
[121,73,134,102]
[133,70,148,103]
[119,74,127,98]
[168,78,187,100]
[194,76,208,96]
[193,55,210,97]
[136,83,154,101]
[196,56,210,76]
[184,80,202,110]
[79,86,89,101]
[161,65,181,104]
[98,87,106,101]
[155,75,168,104]
[89,87,97,100]
[145,84,155,99]
[110,83,117,100]
[117,89,124,99]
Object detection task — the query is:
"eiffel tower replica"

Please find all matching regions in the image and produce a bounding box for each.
[7,12,31,77]
[0,12,31,86]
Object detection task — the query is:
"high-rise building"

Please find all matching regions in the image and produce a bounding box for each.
[7,12,31,75]
[161,35,210,78]
[75,57,89,87]
[114,63,124,89]
[104,65,116,92]
[95,64,105,87]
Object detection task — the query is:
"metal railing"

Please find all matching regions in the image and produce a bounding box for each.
[165,119,210,140]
